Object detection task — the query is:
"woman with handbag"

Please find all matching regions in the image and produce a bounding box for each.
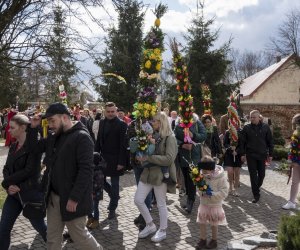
[134,112,178,243]
[0,114,47,250]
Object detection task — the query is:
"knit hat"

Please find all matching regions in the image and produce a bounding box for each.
[44,102,70,118]
[197,161,215,171]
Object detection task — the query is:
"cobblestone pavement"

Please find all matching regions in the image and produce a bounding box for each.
[0,143,293,249]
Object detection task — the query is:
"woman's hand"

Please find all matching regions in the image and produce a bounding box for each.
[8,185,20,195]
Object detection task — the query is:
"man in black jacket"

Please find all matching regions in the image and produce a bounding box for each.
[95,102,128,220]
[31,103,102,250]
[240,110,274,203]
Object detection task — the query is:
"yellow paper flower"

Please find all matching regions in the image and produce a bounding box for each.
[203,185,207,190]
[145,60,151,69]
[144,110,149,118]
[156,63,161,71]
[138,103,143,110]
[192,168,199,175]
[150,53,156,60]
[154,48,161,55]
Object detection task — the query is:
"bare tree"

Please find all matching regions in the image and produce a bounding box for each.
[0,0,107,68]
[225,49,275,83]
[268,8,300,57]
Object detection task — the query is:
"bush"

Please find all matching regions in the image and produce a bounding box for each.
[274,159,289,172]
[273,145,289,160]
[0,186,7,209]
[278,212,300,250]
[273,125,285,146]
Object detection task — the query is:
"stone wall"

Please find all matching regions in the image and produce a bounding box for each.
[241,104,300,138]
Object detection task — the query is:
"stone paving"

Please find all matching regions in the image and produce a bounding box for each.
[0,143,294,249]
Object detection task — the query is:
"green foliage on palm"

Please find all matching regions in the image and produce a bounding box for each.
[94,0,145,111]
[185,12,231,115]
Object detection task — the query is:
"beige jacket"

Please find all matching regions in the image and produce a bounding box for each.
[140,135,178,194]
[199,165,229,206]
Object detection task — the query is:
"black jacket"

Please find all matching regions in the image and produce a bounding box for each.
[204,126,222,157]
[95,117,128,176]
[240,122,274,160]
[36,122,94,221]
[2,140,42,191]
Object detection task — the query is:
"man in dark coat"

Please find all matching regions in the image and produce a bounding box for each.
[95,102,128,219]
[31,103,102,250]
[240,110,274,203]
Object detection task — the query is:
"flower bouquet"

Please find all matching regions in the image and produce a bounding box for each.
[189,163,213,196]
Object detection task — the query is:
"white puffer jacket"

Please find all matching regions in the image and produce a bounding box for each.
[199,165,229,206]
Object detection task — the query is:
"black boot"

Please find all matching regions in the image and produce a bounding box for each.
[134,214,142,225]
[181,198,190,209]
[185,199,194,214]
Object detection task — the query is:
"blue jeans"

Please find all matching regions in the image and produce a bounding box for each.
[103,176,120,211]
[88,199,100,220]
[133,167,152,209]
[0,195,47,250]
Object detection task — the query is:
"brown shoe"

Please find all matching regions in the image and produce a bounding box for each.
[195,239,207,249]
[206,239,217,249]
[87,220,99,229]
[86,217,94,227]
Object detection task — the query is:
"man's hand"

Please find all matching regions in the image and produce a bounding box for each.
[268,156,273,163]
[117,164,124,171]
[66,199,78,212]
[8,185,20,195]
[241,156,246,162]
[182,144,193,151]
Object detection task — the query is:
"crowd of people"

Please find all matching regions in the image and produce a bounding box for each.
[0,101,299,250]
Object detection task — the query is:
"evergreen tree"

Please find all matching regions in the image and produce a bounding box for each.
[185,4,231,115]
[0,52,23,107]
[44,5,78,104]
[94,0,145,111]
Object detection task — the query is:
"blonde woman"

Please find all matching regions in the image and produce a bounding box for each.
[134,112,178,242]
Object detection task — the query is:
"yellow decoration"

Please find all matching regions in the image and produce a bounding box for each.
[145,60,151,69]
[42,119,48,138]
[192,168,199,175]
[156,63,161,71]
[155,18,161,27]
[154,48,161,55]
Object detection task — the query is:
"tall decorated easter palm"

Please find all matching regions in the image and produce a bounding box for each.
[132,3,168,154]
[171,39,195,144]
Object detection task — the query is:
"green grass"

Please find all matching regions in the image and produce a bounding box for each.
[0,186,7,209]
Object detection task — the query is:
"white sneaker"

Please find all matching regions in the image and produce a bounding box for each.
[138,223,157,238]
[151,229,167,242]
[282,201,296,210]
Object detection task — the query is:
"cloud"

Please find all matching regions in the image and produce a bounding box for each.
[178,0,259,17]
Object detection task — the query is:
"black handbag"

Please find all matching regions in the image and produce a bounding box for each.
[18,192,46,220]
